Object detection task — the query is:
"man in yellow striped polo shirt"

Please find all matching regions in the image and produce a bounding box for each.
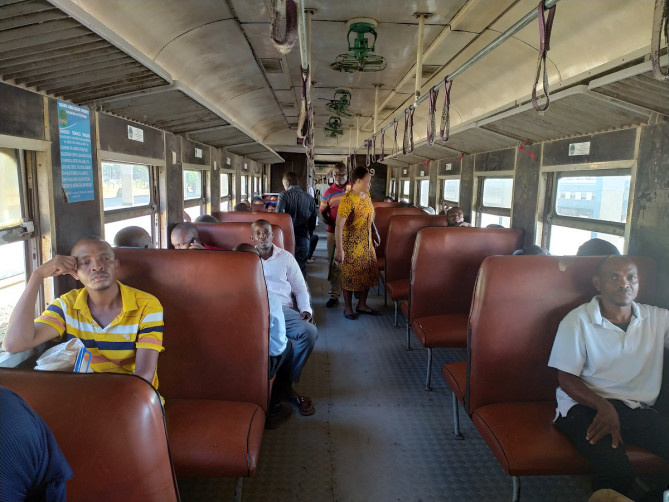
[3,238,164,389]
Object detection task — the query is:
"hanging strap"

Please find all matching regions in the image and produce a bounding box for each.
[427,87,439,147]
[379,130,385,161]
[651,0,669,81]
[270,0,298,55]
[298,67,310,138]
[366,140,371,167]
[392,121,399,156]
[439,78,453,142]
[371,136,377,164]
[531,0,556,113]
[350,152,356,170]
[402,108,414,154]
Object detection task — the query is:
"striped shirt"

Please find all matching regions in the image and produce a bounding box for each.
[320,182,352,233]
[35,281,164,389]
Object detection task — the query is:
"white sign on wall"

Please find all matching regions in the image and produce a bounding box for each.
[127,125,144,142]
[569,141,590,156]
[195,147,203,158]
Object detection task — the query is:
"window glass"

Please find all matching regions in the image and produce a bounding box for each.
[482,178,513,208]
[183,170,202,200]
[219,200,231,212]
[104,215,152,247]
[0,241,26,347]
[0,148,22,229]
[220,173,230,197]
[184,205,201,221]
[102,162,151,210]
[418,179,429,207]
[442,179,460,203]
[555,175,630,223]
[479,213,510,228]
[402,180,410,196]
[548,225,624,256]
[241,175,248,198]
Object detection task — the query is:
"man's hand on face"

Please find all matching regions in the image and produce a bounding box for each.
[587,401,622,448]
[189,239,206,250]
[39,255,78,279]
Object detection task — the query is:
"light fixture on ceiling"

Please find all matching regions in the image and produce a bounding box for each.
[331,18,387,73]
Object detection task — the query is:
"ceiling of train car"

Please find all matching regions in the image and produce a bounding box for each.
[1,0,667,164]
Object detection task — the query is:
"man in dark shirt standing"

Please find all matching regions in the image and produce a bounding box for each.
[277,171,318,276]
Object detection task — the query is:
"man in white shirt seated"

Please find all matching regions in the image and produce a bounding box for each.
[548,256,669,499]
[251,219,318,417]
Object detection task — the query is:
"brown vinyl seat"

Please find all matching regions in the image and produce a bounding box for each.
[458,255,667,501]
[0,369,179,502]
[408,227,522,389]
[195,222,284,250]
[114,248,269,495]
[372,201,399,209]
[212,211,295,255]
[373,206,422,274]
[383,214,449,326]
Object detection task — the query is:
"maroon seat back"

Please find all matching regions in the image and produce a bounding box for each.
[251,201,267,212]
[195,222,284,250]
[212,211,295,255]
[384,214,450,285]
[410,227,523,321]
[114,248,269,411]
[467,255,656,413]
[0,369,179,502]
[372,201,400,209]
[374,207,423,266]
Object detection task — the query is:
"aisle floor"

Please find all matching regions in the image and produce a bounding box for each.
[179,230,591,502]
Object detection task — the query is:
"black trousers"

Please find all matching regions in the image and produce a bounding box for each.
[269,341,293,409]
[555,400,669,496]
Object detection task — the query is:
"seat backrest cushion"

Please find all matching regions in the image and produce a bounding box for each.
[466,255,656,412]
[384,214,450,284]
[114,248,269,410]
[195,222,284,250]
[373,207,423,262]
[0,369,178,502]
[410,227,523,321]
[212,211,295,255]
[372,201,399,209]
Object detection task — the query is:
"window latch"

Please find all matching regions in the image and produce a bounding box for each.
[19,218,35,234]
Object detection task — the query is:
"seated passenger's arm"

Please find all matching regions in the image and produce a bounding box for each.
[3,256,76,353]
[286,256,312,320]
[557,370,622,448]
[134,348,160,383]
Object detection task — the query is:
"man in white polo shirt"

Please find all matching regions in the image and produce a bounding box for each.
[251,219,318,417]
[548,255,669,499]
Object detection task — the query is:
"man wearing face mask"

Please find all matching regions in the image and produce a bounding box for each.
[3,237,164,390]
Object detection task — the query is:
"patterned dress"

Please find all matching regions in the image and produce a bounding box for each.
[338,191,378,291]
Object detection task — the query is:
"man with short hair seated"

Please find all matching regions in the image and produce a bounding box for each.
[548,256,669,499]
[170,222,223,250]
[251,219,318,416]
[113,226,153,248]
[3,238,164,389]
[194,214,219,223]
[446,206,471,227]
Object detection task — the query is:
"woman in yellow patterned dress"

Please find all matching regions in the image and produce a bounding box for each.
[335,166,381,319]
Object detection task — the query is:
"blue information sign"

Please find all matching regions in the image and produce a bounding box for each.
[57,101,94,202]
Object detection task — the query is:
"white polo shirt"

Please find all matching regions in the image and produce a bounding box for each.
[260,245,312,315]
[548,296,669,418]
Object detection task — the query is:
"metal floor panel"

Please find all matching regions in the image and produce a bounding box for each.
[178,228,591,502]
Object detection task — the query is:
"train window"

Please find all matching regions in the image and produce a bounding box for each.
[183,169,207,220]
[0,148,39,350]
[102,161,157,246]
[401,180,410,202]
[183,170,202,200]
[476,176,513,227]
[441,179,460,205]
[417,179,429,207]
[220,173,232,213]
[546,172,630,255]
[241,175,248,199]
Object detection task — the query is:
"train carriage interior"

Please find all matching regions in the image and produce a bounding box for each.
[1,0,669,501]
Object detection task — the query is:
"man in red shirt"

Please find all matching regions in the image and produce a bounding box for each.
[319,163,352,308]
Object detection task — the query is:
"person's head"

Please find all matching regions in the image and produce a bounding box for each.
[577,238,621,256]
[265,201,277,212]
[194,214,219,223]
[250,219,274,254]
[252,196,264,204]
[234,202,251,212]
[350,166,371,193]
[113,226,153,248]
[512,244,549,256]
[446,206,465,227]
[70,238,119,291]
[332,163,347,187]
[421,206,435,215]
[383,196,394,202]
[282,171,298,190]
[232,242,260,256]
[486,224,505,229]
[593,256,639,308]
[171,222,200,249]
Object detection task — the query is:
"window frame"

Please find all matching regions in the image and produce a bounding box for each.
[414,177,430,207]
[474,175,514,226]
[437,175,460,207]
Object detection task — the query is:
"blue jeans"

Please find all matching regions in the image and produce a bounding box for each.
[282,305,317,383]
